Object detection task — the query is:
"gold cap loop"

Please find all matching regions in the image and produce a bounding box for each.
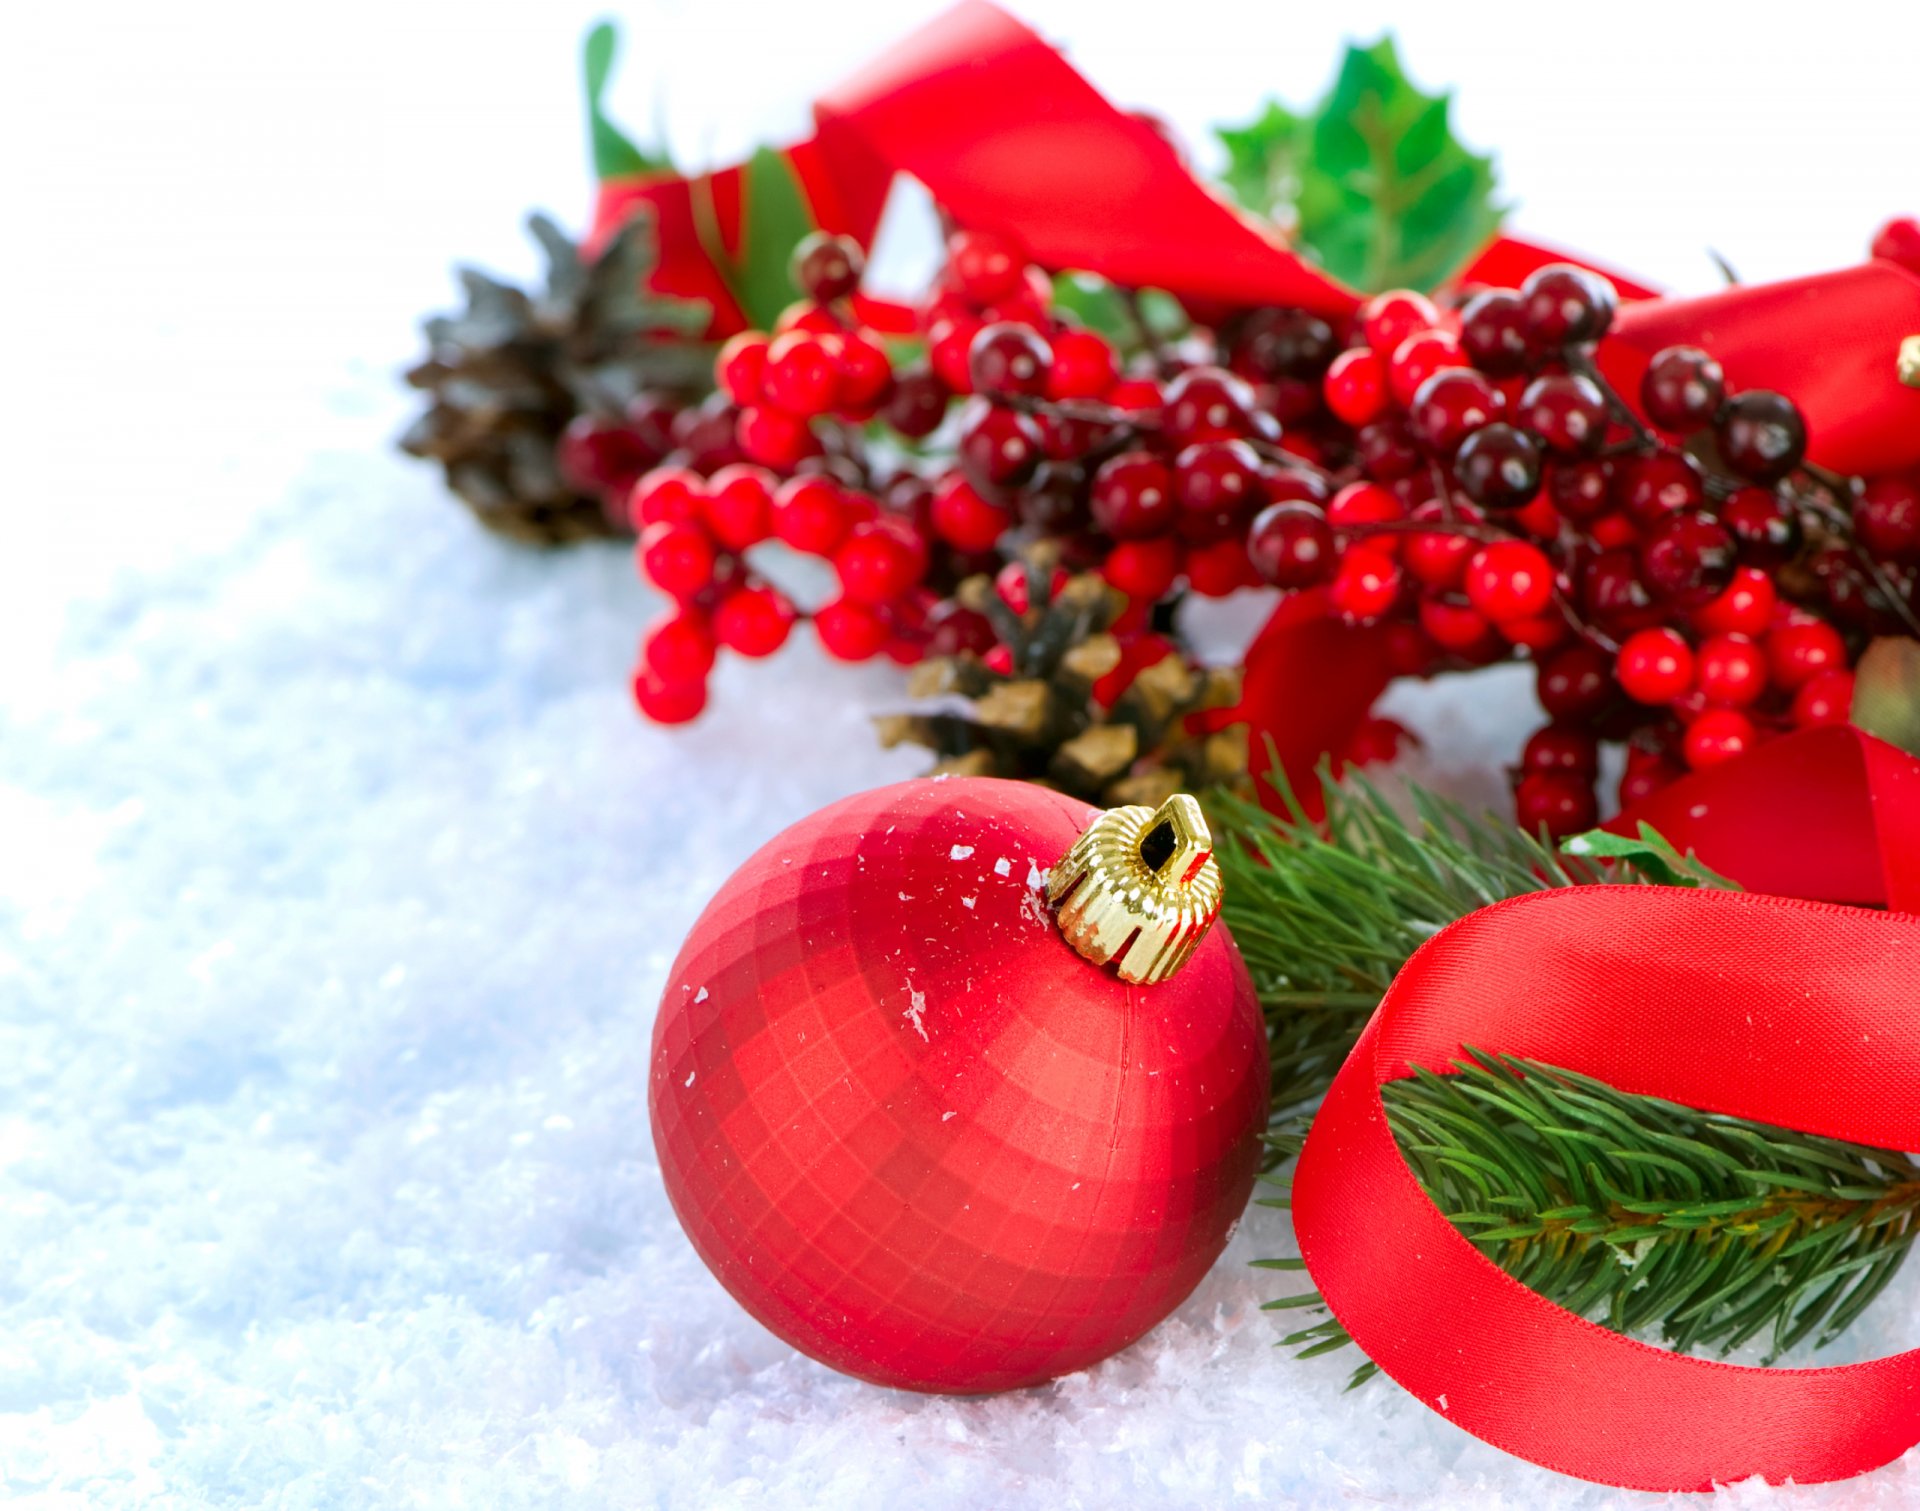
[1046,794,1224,985]
[1900,335,1920,390]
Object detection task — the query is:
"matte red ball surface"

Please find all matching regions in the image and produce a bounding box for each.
[649,779,1269,1394]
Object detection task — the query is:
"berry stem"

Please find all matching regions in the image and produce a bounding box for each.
[1565,347,1659,449]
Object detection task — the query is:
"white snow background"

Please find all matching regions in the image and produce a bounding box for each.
[5,0,1919,1505]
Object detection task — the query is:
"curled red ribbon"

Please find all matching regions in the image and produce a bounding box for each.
[1293,728,1920,1492]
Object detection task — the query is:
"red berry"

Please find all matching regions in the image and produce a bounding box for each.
[1103,537,1182,600]
[1327,548,1403,624]
[1387,329,1466,409]
[1546,458,1613,523]
[1326,480,1406,537]
[632,665,707,724]
[1453,423,1543,511]
[1694,633,1767,706]
[1091,452,1177,539]
[883,369,949,439]
[770,476,851,556]
[1501,612,1569,653]
[1587,512,1639,550]
[1409,369,1500,454]
[1721,486,1803,566]
[1616,452,1705,525]
[924,601,996,657]
[1464,540,1555,622]
[946,229,1026,303]
[1640,511,1737,605]
[814,597,890,661]
[1537,644,1615,722]
[1792,668,1855,727]
[1046,329,1118,399]
[1681,708,1755,771]
[1161,366,1256,446]
[1872,216,1920,272]
[1857,475,1920,563]
[715,332,770,405]
[1516,373,1608,456]
[713,584,795,657]
[1615,627,1695,705]
[1247,502,1335,588]
[1519,264,1616,347]
[1693,566,1777,638]
[967,322,1052,397]
[1718,390,1807,484]
[628,466,706,529]
[1360,290,1440,356]
[982,643,1016,676]
[735,404,815,469]
[1356,417,1422,481]
[834,521,924,604]
[1618,758,1686,809]
[1515,771,1599,839]
[1185,537,1255,597]
[1522,723,1600,778]
[760,331,839,417]
[702,465,775,550]
[1402,500,1478,589]
[773,300,841,335]
[832,331,893,413]
[1419,596,1494,653]
[791,231,864,302]
[957,403,1044,494]
[1510,491,1561,540]
[1229,308,1338,380]
[929,475,1010,552]
[1640,345,1724,432]
[557,413,659,497]
[1580,547,1664,635]
[1459,289,1536,376]
[1766,619,1846,691]
[928,317,983,394]
[1323,347,1389,426]
[1175,439,1263,523]
[642,612,717,685]
[638,521,718,600]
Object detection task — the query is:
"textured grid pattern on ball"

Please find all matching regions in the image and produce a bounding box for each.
[649,778,1268,1393]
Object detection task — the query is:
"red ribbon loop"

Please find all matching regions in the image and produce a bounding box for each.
[1294,735,1920,1491]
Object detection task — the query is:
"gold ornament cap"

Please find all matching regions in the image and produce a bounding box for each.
[1046,793,1223,985]
[1899,334,1920,390]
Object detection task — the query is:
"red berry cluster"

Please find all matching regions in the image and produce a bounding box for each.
[624,222,1915,835]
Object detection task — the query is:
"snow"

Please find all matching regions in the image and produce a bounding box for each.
[8,1,1920,1504]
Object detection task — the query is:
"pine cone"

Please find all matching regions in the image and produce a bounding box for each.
[400,212,713,546]
[876,565,1250,807]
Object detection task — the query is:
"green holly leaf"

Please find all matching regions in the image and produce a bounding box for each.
[1559,825,1740,891]
[1215,100,1305,224]
[1852,636,1920,756]
[690,147,819,332]
[583,22,671,181]
[1050,274,1190,351]
[1213,37,1500,293]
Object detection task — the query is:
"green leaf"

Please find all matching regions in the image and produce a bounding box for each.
[1212,37,1501,293]
[1558,825,1740,891]
[1215,100,1305,222]
[694,147,819,332]
[1852,636,1920,756]
[583,22,670,181]
[1050,275,1191,352]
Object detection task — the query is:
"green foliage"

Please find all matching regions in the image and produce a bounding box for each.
[1211,770,1727,1115]
[1213,38,1501,293]
[1559,824,1739,890]
[691,147,821,333]
[583,23,671,181]
[1049,275,1190,353]
[1853,636,1920,756]
[1263,1052,1920,1386]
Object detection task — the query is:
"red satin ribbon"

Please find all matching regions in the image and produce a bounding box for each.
[1293,728,1920,1492]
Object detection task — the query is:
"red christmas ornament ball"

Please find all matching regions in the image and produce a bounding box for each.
[649,777,1268,1394]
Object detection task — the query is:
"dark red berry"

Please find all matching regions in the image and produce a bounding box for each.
[1537,644,1615,722]
[1515,771,1599,839]
[1640,345,1725,432]
[1409,369,1500,454]
[1248,502,1336,587]
[1356,417,1421,481]
[1091,452,1177,539]
[1459,290,1536,375]
[1721,486,1804,566]
[1580,547,1664,635]
[1453,423,1543,511]
[1175,439,1262,517]
[1516,373,1608,455]
[1856,475,1920,563]
[1522,723,1601,778]
[1546,458,1614,522]
[1229,308,1338,379]
[1519,264,1616,347]
[1616,452,1706,525]
[1387,330,1466,409]
[923,600,996,657]
[1640,511,1737,605]
[557,413,659,498]
[790,232,864,302]
[1717,390,1806,483]
[957,402,1043,493]
[1161,366,1256,446]
[967,322,1053,397]
[883,368,949,439]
